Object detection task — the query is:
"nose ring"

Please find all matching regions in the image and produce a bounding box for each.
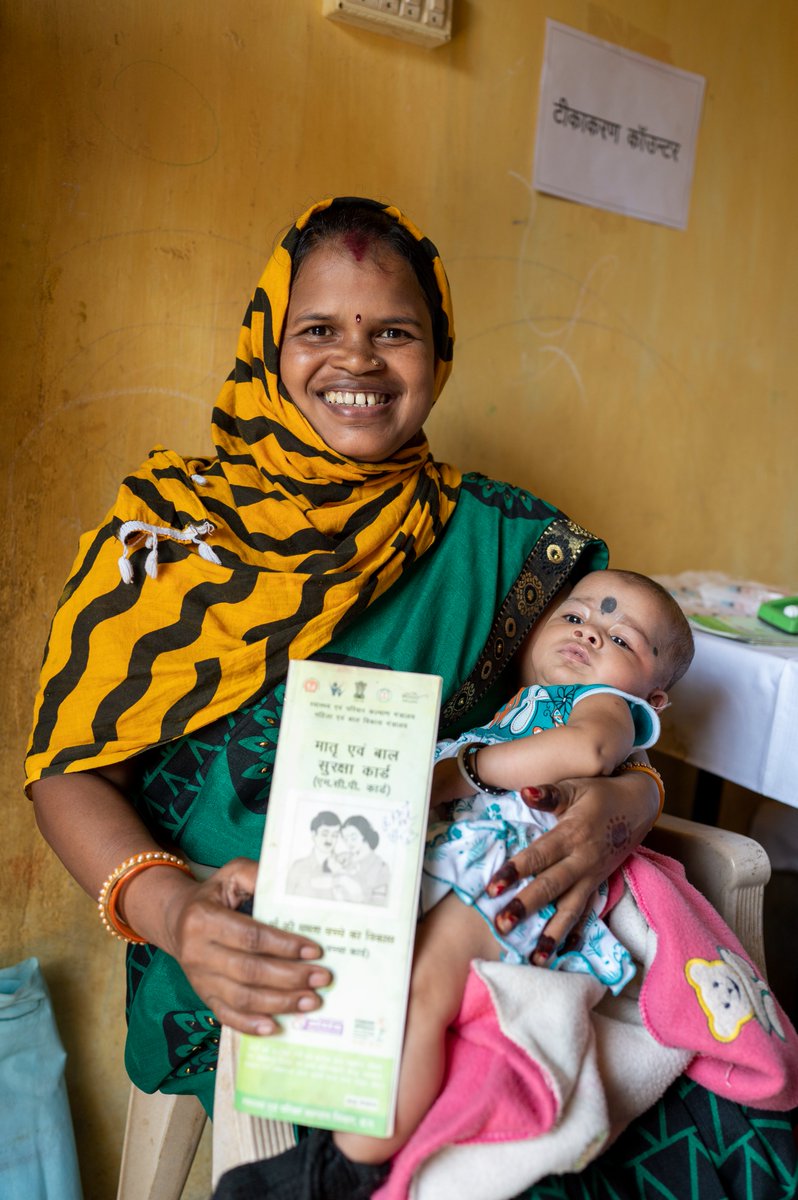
[371,357,381,367]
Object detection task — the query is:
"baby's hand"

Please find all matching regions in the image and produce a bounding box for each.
[430,757,465,812]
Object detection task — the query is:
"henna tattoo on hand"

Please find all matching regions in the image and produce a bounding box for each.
[606,815,632,853]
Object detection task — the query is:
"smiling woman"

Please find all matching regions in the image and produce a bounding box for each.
[26,197,793,1200]
[279,242,436,462]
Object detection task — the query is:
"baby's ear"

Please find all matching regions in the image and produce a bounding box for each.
[648,688,668,712]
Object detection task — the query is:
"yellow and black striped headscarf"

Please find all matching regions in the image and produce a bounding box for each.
[26,198,460,786]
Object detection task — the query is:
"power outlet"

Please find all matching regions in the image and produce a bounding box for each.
[322,0,452,49]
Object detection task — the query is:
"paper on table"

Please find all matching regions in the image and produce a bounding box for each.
[688,613,798,647]
[534,20,705,230]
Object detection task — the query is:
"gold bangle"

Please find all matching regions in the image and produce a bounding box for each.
[97,852,192,944]
[616,761,665,819]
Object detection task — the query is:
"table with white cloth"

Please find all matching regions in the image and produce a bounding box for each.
[656,629,798,822]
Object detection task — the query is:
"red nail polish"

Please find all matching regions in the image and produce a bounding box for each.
[496,897,525,931]
[487,861,519,897]
[521,785,558,811]
[535,934,556,961]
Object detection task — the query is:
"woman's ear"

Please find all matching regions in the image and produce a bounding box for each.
[648,688,669,712]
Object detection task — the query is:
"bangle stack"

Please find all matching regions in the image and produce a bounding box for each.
[97,851,192,943]
[455,742,507,797]
[616,760,666,819]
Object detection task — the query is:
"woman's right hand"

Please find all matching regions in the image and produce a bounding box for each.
[143,857,333,1036]
[32,769,333,1036]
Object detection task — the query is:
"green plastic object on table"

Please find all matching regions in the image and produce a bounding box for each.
[757,596,798,635]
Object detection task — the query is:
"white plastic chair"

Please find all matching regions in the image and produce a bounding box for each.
[116,1086,207,1200]
[646,812,769,973]
[116,813,771,1199]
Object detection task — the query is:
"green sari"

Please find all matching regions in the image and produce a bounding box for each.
[125,473,606,1112]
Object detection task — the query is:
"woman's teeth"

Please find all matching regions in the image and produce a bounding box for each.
[322,391,388,407]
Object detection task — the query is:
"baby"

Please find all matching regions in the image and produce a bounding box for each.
[335,568,694,1168]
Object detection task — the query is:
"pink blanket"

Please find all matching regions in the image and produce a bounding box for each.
[375,848,798,1200]
[628,848,797,1102]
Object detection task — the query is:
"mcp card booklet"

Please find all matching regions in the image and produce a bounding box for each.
[235,659,442,1137]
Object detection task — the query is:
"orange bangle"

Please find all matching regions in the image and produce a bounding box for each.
[616,760,665,819]
[98,852,192,944]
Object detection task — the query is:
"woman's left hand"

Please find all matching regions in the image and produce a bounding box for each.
[483,769,659,964]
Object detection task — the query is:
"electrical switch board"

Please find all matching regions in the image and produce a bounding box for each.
[322,0,452,49]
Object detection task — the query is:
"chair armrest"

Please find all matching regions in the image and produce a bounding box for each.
[645,813,770,977]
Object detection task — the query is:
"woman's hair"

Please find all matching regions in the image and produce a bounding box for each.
[609,570,695,690]
[288,198,449,360]
[341,814,379,850]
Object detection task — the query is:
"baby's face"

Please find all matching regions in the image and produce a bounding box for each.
[518,572,669,707]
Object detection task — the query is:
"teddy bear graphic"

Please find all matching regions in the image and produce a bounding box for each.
[685,946,785,1044]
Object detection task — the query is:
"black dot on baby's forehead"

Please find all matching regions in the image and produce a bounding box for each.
[653,647,659,657]
[600,596,617,613]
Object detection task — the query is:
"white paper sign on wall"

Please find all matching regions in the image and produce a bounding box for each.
[534,21,706,230]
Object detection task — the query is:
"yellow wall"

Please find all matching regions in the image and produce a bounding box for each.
[2,2,796,1195]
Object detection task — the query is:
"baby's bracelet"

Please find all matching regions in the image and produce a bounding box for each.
[455,742,507,797]
[615,760,665,819]
[98,852,192,944]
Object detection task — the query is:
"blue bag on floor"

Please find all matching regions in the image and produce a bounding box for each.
[0,957,83,1199]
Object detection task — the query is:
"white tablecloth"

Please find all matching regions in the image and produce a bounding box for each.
[657,630,798,809]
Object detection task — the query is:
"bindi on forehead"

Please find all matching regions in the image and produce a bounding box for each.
[342,231,370,261]
[600,596,617,613]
